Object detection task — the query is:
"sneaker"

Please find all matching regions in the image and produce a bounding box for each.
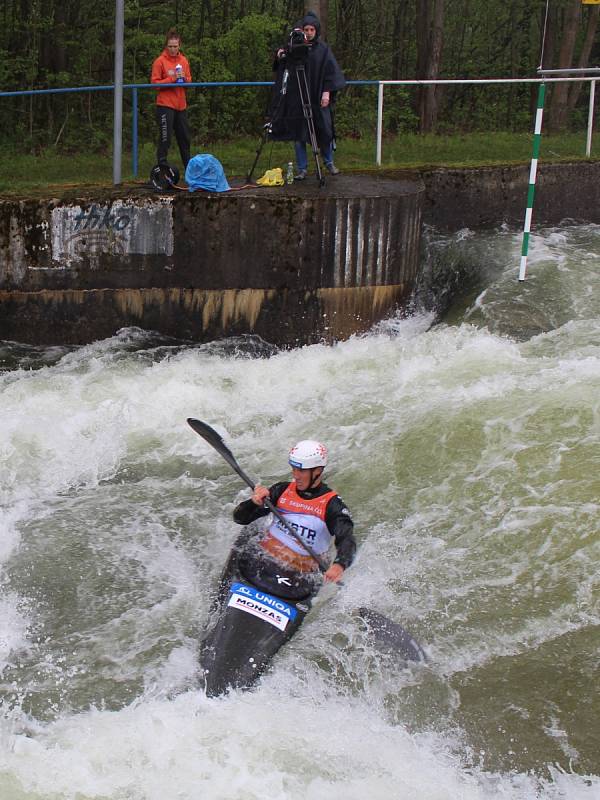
[325,163,340,175]
[294,169,308,181]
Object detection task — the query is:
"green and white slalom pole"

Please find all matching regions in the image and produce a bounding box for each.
[519,82,546,281]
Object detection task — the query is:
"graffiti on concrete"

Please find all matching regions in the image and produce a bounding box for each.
[73,205,132,232]
[51,199,174,266]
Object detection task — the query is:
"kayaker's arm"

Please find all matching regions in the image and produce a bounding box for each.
[324,495,356,571]
[232,481,288,525]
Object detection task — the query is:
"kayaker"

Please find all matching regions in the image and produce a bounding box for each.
[233,440,355,583]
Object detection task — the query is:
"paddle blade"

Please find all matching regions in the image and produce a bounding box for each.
[187,417,229,452]
[356,607,427,662]
[187,418,255,489]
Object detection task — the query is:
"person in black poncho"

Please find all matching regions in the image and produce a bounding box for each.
[269,11,346,179]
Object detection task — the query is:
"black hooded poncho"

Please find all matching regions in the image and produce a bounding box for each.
[269,12,346,148]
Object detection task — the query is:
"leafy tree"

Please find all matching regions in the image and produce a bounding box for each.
[0,0,598,152]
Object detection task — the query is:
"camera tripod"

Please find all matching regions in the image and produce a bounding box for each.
[247,60,325,187]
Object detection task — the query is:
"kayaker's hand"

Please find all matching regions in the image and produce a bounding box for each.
[324,563,344,583]
[251,485,270,506]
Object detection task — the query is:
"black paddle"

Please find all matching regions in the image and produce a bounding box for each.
[186,417,426,662]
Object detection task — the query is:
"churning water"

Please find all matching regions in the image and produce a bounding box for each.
[0,223,599,799]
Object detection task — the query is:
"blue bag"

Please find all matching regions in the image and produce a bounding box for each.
[185,154,231,193]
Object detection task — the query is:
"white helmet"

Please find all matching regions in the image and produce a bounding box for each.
[289,440,328,469]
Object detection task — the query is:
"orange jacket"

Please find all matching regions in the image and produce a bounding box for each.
[151,49,192,111]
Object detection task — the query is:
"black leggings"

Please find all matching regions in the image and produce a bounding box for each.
[155,105,191,168]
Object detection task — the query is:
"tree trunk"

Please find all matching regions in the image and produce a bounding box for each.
[335,0,352,64]
[306,0,328,40]
[548,0,581,131]
[541,0,563,73]
[391,1,409,80]
[198,0,211,40]
[567,5,600,112]
[416,0,445,133]
[221,0,231,31]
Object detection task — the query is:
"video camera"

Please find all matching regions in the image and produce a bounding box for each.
[283,27,311,64]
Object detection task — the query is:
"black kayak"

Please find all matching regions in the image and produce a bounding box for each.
[199,527,322,697]
[199,529,427,696]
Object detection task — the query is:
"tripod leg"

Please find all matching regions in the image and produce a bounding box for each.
[296,66,324,186]
[247,124,272,183]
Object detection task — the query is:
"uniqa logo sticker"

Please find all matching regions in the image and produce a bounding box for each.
[228,582,297,631]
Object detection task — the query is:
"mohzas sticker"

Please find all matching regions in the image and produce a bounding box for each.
[228,582,297,631]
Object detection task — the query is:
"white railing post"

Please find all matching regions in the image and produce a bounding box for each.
[376,81,384,166]
[586,79,596,158]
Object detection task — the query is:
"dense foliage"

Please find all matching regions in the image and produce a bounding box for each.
[0,0,598,153]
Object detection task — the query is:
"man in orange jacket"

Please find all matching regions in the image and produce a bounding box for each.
[151,29,192,170]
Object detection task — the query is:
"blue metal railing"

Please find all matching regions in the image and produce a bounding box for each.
[0,80,378,177]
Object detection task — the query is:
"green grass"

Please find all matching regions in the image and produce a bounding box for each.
[0,131,598,197]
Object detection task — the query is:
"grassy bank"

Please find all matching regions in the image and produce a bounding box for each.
[0,131,597,197]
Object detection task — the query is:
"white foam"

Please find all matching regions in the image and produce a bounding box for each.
[1,688,598,800]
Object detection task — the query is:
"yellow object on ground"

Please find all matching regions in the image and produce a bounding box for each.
[256,168,285,186]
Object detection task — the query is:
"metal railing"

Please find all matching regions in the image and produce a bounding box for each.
[1,76,597,177]
[376,77,598,164]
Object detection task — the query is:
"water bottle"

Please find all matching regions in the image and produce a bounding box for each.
[175,64,184,83]
[285,162,294,185]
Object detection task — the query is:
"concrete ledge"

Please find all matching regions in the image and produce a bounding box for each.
[0,283,411,346]
[3,161,595,346]
[0,175,424,345]
[419,161,600,229]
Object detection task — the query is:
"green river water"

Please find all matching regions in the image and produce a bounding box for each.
[0,223,598,799]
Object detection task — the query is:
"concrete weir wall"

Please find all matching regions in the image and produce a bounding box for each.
[419,161,600,229]
[2,161,597,347]
[0,176,424,346]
